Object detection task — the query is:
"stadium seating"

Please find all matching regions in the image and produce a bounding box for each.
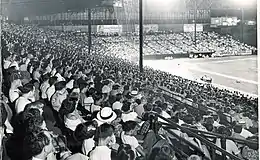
[1,23,258,160]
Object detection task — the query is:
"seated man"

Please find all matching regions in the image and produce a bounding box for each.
[89,123,116,160]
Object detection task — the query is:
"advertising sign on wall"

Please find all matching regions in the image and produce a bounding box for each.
[135,24,159,33]
[97,25,123,33]
[183,24,203,32]
[211,17,238,27]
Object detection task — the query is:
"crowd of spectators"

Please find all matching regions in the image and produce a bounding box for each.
[90,31,256,60]
[0,23,258,160]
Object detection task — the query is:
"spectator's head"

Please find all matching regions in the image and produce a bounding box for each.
[59,100,76,119]
[23,108,46,132]
[204,123,214,132]
[233,125,243,134]
[115,93,123,102]
[188,155,201,160]
[24,100,45,115]
[148,142,176,160]
[117,144,136,160]
[18,83,35,98]
[48,76,58,86]
[97,123,115,148]
[74,121,97,142]
[183,114,195,125]
[153,107,162,115]
[23,130,55,159]
[122,101,132,113]
[122,121,138,136]
[86,87,96,97]
[54,81,67,92]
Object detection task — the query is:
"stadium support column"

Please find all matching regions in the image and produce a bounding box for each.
[139,0,144,73]
[241,8,244,42]
[194,0,197,46]
[88,8,92,55]
[0,0,3,94]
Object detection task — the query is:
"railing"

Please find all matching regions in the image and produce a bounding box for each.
[158,86,233,123]
[155,113,244,160]
[161,122,258,148]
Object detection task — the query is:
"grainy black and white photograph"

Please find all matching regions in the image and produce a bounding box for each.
[0,0,258,160]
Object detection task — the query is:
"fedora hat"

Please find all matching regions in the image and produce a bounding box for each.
[96,107,117,124]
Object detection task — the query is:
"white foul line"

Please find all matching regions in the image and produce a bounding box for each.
[193,57,257,64]
[189,67,258,85]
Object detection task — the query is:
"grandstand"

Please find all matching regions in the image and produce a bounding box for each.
[0,0,258,160]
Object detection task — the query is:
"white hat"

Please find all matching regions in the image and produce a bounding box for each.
[96,107,117,124]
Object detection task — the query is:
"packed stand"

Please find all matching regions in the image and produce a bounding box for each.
[91,31,255,60]
[0,23,258,160]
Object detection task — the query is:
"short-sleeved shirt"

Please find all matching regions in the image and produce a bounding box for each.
[89,146,111,160]
[216,139,240,156]
[121,131,139,150]
[121,112,138,122]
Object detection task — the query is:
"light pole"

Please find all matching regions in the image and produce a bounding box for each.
[240,7,244,42]
[139,0,143,73]
[88,8,92,55]
[194,0,197,46]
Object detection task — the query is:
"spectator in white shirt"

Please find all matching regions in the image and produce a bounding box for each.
[46,77,58,101]
[215,126,243,159]
[74,121,97,157]
[3,54,13,69]
[112,94,123,110]
[121,121,146,157]
[15,83,35,114]
[9,79,22,103]
[121,101,139,123]
[238,122,254,139]
[23,130,56,160]
[40,74,51,100]
[89,123,116,160]
[55,67,66,82]
[51,81,68,112]
[60,100,85,132]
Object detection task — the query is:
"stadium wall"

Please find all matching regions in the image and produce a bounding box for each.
[43,24,195,33]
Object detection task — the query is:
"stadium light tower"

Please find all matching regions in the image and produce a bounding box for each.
[139,0,143,73]
[231,0,253,42]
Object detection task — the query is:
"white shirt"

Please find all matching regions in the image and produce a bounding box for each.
[121,112,138,122]
[15,96,31,114]
[112,101,123,110]
[121,132,139,150]
[9,88,20,103]
[3,60,12,69]
[240,128,254,139]
[89,146,111,160]
[83,97,94,111]
[55,73,66,82]
[46,85,55,101]
[215,139,240,156]
[40,81,50,99]
[64,117,83,131]
[32,157,44,160]
[9,61,19,70]
[82,138,95,156]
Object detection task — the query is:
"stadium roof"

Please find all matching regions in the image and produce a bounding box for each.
[1,0,256,18]
[1,0,110,17]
